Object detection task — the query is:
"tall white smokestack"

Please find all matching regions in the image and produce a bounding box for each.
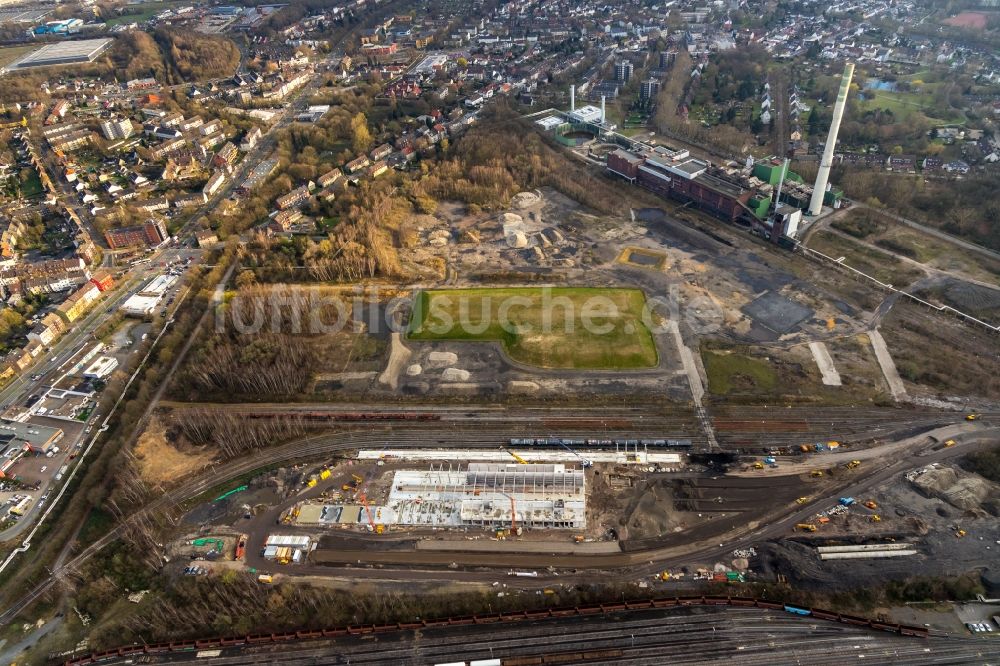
[600,95,606,123]
[809,62,854,216]
[570,84,575,112]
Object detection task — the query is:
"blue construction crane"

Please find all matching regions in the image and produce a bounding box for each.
[558,440,593,468]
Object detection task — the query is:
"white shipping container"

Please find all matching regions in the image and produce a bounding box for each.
[262,545,279,559]
[265,534,311,548]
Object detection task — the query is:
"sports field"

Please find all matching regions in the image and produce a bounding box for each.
[408,287,659,369]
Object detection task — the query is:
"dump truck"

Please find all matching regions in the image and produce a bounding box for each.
[319,469,331,480]
[795,523,818,532]
[864,500,878,510]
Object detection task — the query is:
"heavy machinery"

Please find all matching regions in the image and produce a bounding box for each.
[871,515,881,522]
[558,440,593,468]
[795,497,810,504]
[351,473,364,485]
[965,414,980,421]
[501,492,522,536]
[573,534,585,543]
[944,439,956,447]
[795,523,818,532]
[810,470,824,477]
[955,528,967,538]
[358,492,384,534]
[847,460,861,469]
[864,500,878,510]
[839,497,855,506]
[506,449,529,465]
[659,571,672,581]
[753,461,765,470]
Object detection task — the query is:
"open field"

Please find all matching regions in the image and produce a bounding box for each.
[0,45,37,68]
[408,287,659,369]
[831,209,1000,287]
[807,231,924,288]
[943,11,990,30]
[858,88,964,124]
[104,1,188,26]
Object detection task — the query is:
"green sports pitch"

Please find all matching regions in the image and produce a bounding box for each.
[407,287,659,370]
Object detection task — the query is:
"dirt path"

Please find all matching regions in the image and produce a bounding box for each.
[378,332,411,390]
[730,422,979,478]
[808,341,841,386]
[868,327,907,401]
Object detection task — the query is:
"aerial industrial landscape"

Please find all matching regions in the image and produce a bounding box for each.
[0,0,998,663]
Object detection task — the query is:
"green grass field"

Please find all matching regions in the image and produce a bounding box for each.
[702,350,778,395]
[408,287,659,369]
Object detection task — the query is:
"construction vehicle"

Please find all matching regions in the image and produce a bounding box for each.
[257,574,273,584]
[502,491,522,536]
[965,414,980,421]
[795,523,817,532]
[839,497,855,506]
[864,500,878,510]
[235,535,247,560]
[573,534,585,543]
[306,478,317,488]
[810,470,824,477]
[341,484,354,491]
[795,497,810,504]
[351,473,364,485]
[192,538,224,553]
[817,516,830,524]
[753,461,765,470]
[358,492,384,534]
[506,449,529,465]
[659,571,672,581]
[846,460,861,469]
[799,444,814,453]
[871,514,881,522]
[944,439,956,447]
[955,529,967,538]
[319,469,331,480]
[558,440,593,468]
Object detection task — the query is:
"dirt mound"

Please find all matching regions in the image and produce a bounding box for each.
[137,417,213,485]
[911,466,993,511]
[511,192,541,209]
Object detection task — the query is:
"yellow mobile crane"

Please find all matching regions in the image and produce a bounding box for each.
[505,449,529,464]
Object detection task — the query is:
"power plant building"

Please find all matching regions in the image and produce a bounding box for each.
[608,147,840,237]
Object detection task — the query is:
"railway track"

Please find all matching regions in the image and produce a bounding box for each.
[61,602,994,666]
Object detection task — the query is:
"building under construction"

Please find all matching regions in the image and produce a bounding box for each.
[298,463,587,531]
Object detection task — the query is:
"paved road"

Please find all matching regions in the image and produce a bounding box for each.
[78,606,996,666]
